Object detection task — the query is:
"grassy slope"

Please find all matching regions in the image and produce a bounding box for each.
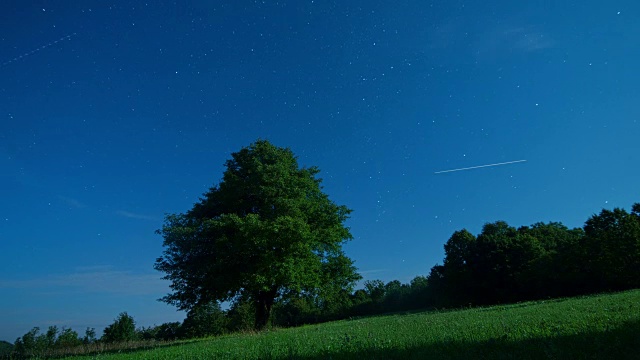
[67,290,640,360]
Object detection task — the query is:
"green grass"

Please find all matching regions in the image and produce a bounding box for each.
[65,290,640,359]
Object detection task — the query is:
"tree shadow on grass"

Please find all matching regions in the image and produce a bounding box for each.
[273,320,640,360]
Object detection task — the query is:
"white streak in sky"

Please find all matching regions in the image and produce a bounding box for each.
[1,32,76,68]
[434,160,527,174]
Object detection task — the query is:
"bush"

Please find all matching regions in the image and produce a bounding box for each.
[181,302,228,338]
[156,322,182,341]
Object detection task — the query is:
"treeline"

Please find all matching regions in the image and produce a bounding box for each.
[10,326,96,358]
[429,202,640,306]
[8,201,639,357]
[9,313,175,359]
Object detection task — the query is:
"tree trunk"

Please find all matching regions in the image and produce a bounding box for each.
[254,288,277,330]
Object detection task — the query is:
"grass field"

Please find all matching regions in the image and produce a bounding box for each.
[65,290,640,359]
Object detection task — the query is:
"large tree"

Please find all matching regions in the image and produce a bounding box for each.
[155,140,360,329]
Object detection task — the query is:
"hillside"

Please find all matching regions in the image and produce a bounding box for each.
[65,290,640,360]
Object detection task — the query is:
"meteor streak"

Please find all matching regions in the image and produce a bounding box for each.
[1,32,76,68]
[434,159,527,174]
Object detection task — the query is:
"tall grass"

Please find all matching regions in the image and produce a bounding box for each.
[3,339,190,360]
[56,290,640,359]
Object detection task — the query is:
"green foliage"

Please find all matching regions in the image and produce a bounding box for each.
[13,326,83,357]
[429,201,640,308]
[83,327,97,344]
[56,328,82,348]
[226,298,256,332]
[44,325,58,349]
[102,312,138,343]
[155,322,182,341]
[136,326,159,341]
[431,220,585,306]
[181,302,228,338]
[344,277,434,317]
[272,295,321,327]
[0,340,13,357]
[14,327,39,356]
[155,140,360,330]
[584,206,640,291]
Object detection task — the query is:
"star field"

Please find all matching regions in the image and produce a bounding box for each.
[1,0,639,342]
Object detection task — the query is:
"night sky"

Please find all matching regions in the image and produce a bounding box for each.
[1,1,639,342]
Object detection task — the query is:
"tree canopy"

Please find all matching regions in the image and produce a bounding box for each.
[155,140,360,329]
[102,312,137,343]
[428,202,640,307]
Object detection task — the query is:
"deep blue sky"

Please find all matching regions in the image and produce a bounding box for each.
[1,0,639,342]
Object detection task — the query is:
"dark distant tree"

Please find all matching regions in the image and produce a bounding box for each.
[43,326,58,349]
[13,325,81,356]
[443,229,476,269]
[136,326,159,341]
[155,140,361,330]
[82,327,97,344]
[102,312,138,343]
[473,221,563,303]
[426,203,640,308]
[55,328,82,348]
[383,280,410,311]
[181,301,228,338]
[155,322,182,341]
[426,265,447,306]
[434,222,557,306]
[583,205,640,291]
[517,222,585,297]
[364,280,386,304]
[273,295,320,327]
[0,340,13,357]
[441,229,477,305]
[14,327,52,357]
[471,221,526,304]
[14,327,39,356]
[406,275,432,309]
[351,288,371,306]
[316,287,353,321]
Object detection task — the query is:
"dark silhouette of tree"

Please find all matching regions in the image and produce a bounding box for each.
[13,326,83,357]
[155,140,360,330]
[181,302,228,338]
[584,206,640,291]
[431,220,586,307]
[55,328,82,348]
[82,327,97,344]
[406,276,432,309]
[273,295,321,327]
[156,322,182,341]
[0,340,12,357]
[517,222,584,298]
[102,312,137,343]
[442,229,477,305]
